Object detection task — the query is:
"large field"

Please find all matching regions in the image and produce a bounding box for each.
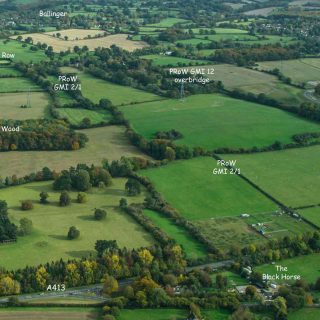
[188,64,306,106]
[120,93,320,150]
[298,206,320,227]
[0,126,149,178]
[14,33,147,52]
[141,157,276,221]
[0,40,48,63]
[223,146,320,208]
[255,253,320,284]
[0,179,154,269]
[0,307,100,320]
[119,308,230,320]
[0,77,42,92]
[141,54,206,66]
[144,209,207,259]
[58,108,111,125]
[44,28,106,40]
[0,92,49,120]
[76,71,163,106]
[257,58,320,85]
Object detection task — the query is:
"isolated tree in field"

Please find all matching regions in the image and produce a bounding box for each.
[94,208,107,220]
[67,226,80,239]
[21,200,33,211]
[77,192,87,203]
[74,169,91,191]
[119,198,128,209]
[19,218,33,236]
[103,274,119,295]
[39,191,49,204]
[125,178,141,196]
[59,191,71,207]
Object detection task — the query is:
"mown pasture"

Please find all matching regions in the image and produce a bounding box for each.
[14,33,147,52]
[0,179,153,269]
[255,253,320,284]
[120,93,320,150]
[140,54,206,66]
[223,146,320,208]
[0,126,149,178]
[144,209,207,259]
[141,157,276,221]
[77,71,163,106]
[257,58,320,86]
[0,67,22,76]
[58,108,111,125]
[187,64,306,106]
[0,307,100,320]
[0,92,49,120]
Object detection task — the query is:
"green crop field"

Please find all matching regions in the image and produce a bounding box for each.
[144,209,207,259]
[0,67,22,76]
[120,93,320,150]
[299,206,320,227]
[58,108,112,125]
[257,58,320,85]
[140,54,206,66]
[223,146,320,208]
[119,308,230,320]
[0,77,42,92]
[0,126,149,178]
[0,40,48,63]
[0,179,154,269]
[0,307,100,320]
[78,71,163,106]
[255,254,320,284]
[289,308,320,320]
[192,217,267,249]
[146,18,189,28]
[0,92,49,120]
[188,64,306,106]
[141,157,276,221]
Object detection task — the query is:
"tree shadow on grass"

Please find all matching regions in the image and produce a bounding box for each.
[77,214,95,221]
[65,250,96,259]
[49,234,68,240]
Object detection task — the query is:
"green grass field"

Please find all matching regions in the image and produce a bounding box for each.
[211,271,248,288]
[119,308,230,320]
[255,254,320,284]
[120,93,320,150]
[223,146,320,208]
[141,157,276,221]
[0,67,22,76]
[58,108,111,125]
[144,209,207,259]
[289,308,320,320]
[0,92,49,120]
[0,179,154,269]
[0,126,149,178]
[141,54,206,66]
[78,71,163,106]
[196,33,258,42]
[0,307,100,320]
[0,77,42,92]
[192,217,267,249]
[146,18,189,28]
[257,58,320,85]
[0,40,48,63]
[176,38,212,46]
[189,64,306,107]
[299,206,320,227]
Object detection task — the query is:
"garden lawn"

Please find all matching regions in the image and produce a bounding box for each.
[141,157,276,221]
[144,209,207,259]
[0,179,154,270]
[120,93,320,150]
